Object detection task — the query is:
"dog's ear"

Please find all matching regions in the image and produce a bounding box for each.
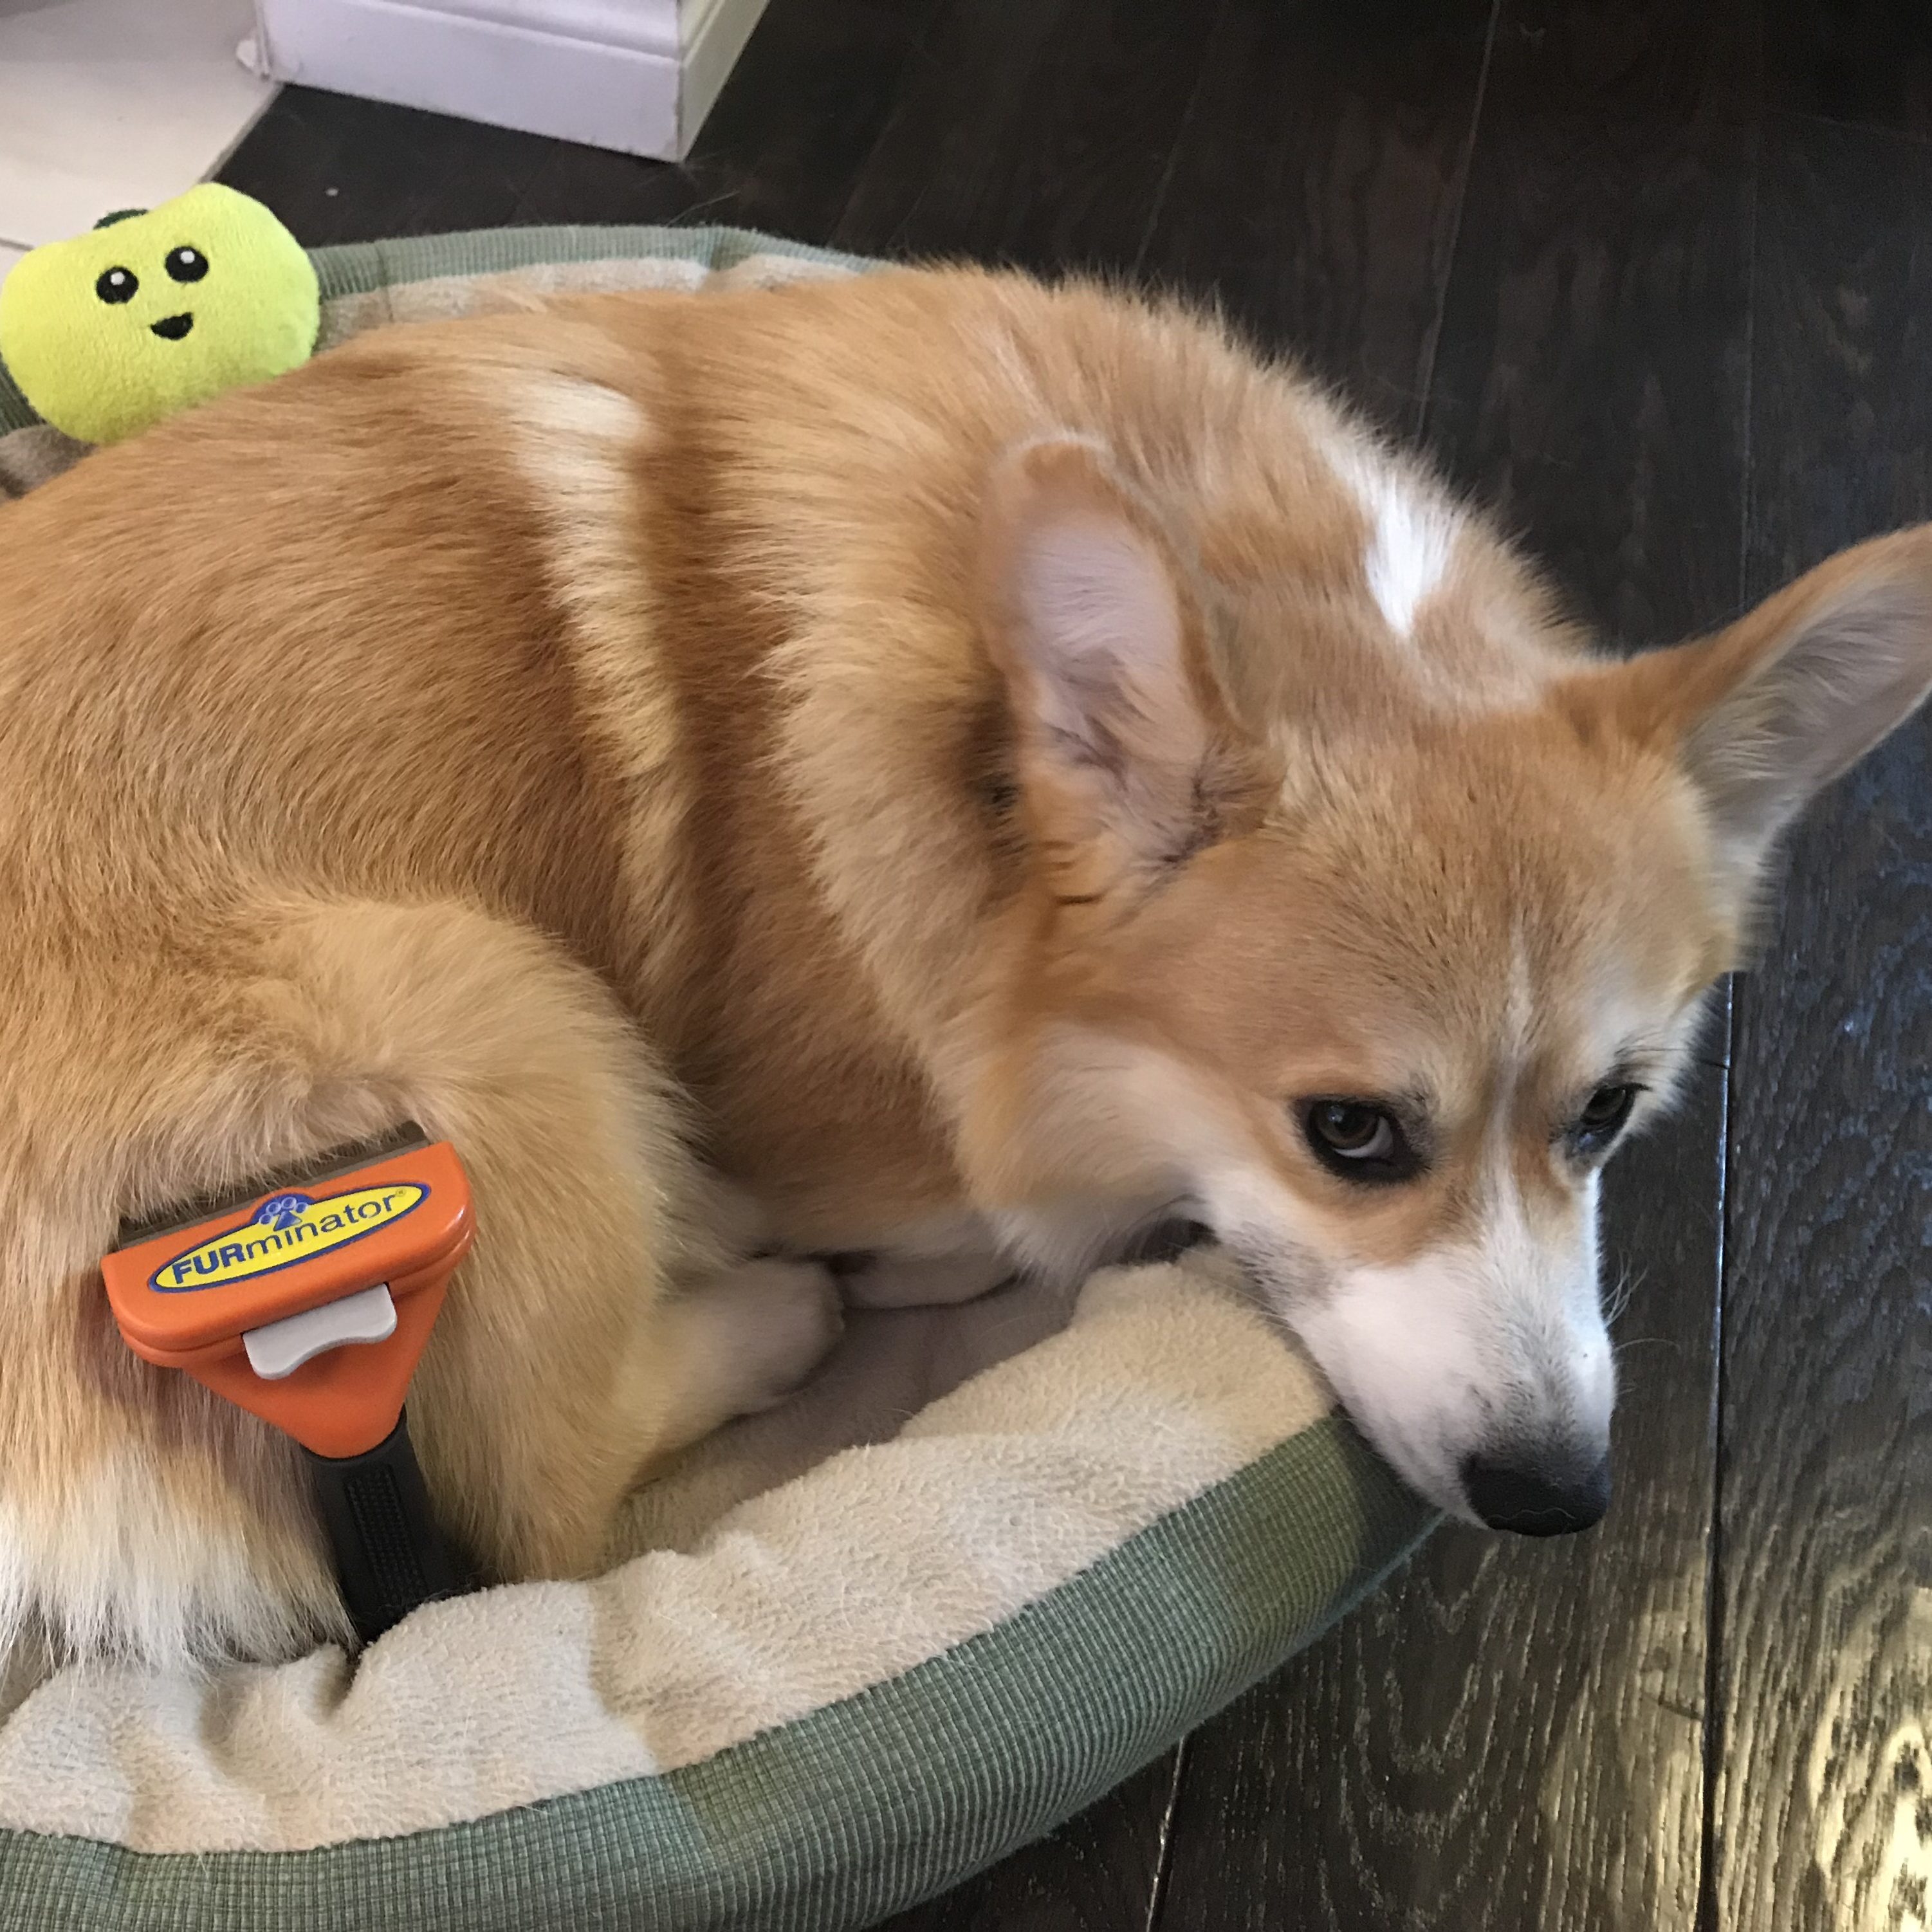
[979,437,1276,903]
[1607,526,1932,896]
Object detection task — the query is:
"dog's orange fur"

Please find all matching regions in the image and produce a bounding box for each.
[3,267,1927,1664]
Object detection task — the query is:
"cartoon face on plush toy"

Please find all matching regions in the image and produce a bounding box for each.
[0,183,319,446]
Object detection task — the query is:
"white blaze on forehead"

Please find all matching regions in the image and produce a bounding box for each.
[1504,922,1537,1074]
[1320,433,1458,639]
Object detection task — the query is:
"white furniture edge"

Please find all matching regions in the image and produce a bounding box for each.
[250,0,768,161]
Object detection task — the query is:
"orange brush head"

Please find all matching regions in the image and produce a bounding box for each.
[102,1132,474,1457]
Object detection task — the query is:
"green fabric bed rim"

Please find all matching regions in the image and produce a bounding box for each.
[1,1417,1423,1932]
[308,221,879,304]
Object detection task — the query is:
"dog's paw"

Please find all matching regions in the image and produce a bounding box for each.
[704,1256,845,1414]
[838,1249,1016,1309]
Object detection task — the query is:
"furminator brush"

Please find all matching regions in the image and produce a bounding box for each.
[102,1124,475,1644]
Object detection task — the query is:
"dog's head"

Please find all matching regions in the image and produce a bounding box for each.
[961,437,1932,1534]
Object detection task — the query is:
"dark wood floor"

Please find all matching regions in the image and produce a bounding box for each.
[220,3,1932,1926]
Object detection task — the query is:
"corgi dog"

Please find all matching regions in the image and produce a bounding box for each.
[3,267,1928,1669]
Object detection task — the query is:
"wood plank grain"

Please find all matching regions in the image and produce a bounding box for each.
[1157,2,1758,1924]
[515,0,952,242]
[1713,109,1932,1932]
[829,0,1224,271]
[1765,0,1932,138]
[219,87,645,248]
[1421,0,1760,639]
[1136,0,1496,439]
[873,1753,1182,1932]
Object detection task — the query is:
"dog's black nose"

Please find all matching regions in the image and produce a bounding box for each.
[1460,1451,1610,1536]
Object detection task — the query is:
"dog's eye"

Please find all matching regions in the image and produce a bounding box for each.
[95,266,138,304]
[165,245,208,284]
[1571,1083,1639,1152]
[1301,1101,1419,1182]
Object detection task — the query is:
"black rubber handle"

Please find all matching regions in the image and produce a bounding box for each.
[303,1410,468,1644]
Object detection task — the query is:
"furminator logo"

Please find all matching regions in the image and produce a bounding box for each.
[150,1183,429,1292]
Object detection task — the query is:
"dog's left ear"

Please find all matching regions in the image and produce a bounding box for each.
[1606,526,1932,894]
[979,436,1277,903]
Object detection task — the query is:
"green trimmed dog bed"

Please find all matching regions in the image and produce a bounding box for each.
[0,223,1432,1932]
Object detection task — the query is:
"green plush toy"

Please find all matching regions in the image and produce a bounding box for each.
[0,184,319,446]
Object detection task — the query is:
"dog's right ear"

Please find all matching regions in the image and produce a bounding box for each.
[978,437,1277,906]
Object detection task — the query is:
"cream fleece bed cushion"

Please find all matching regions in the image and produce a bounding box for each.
[0,224,1433,1932]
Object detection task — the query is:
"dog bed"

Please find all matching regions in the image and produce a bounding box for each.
[0,223,1433,1932]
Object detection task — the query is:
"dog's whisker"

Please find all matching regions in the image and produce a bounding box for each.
[1602,1264,1648,1325]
